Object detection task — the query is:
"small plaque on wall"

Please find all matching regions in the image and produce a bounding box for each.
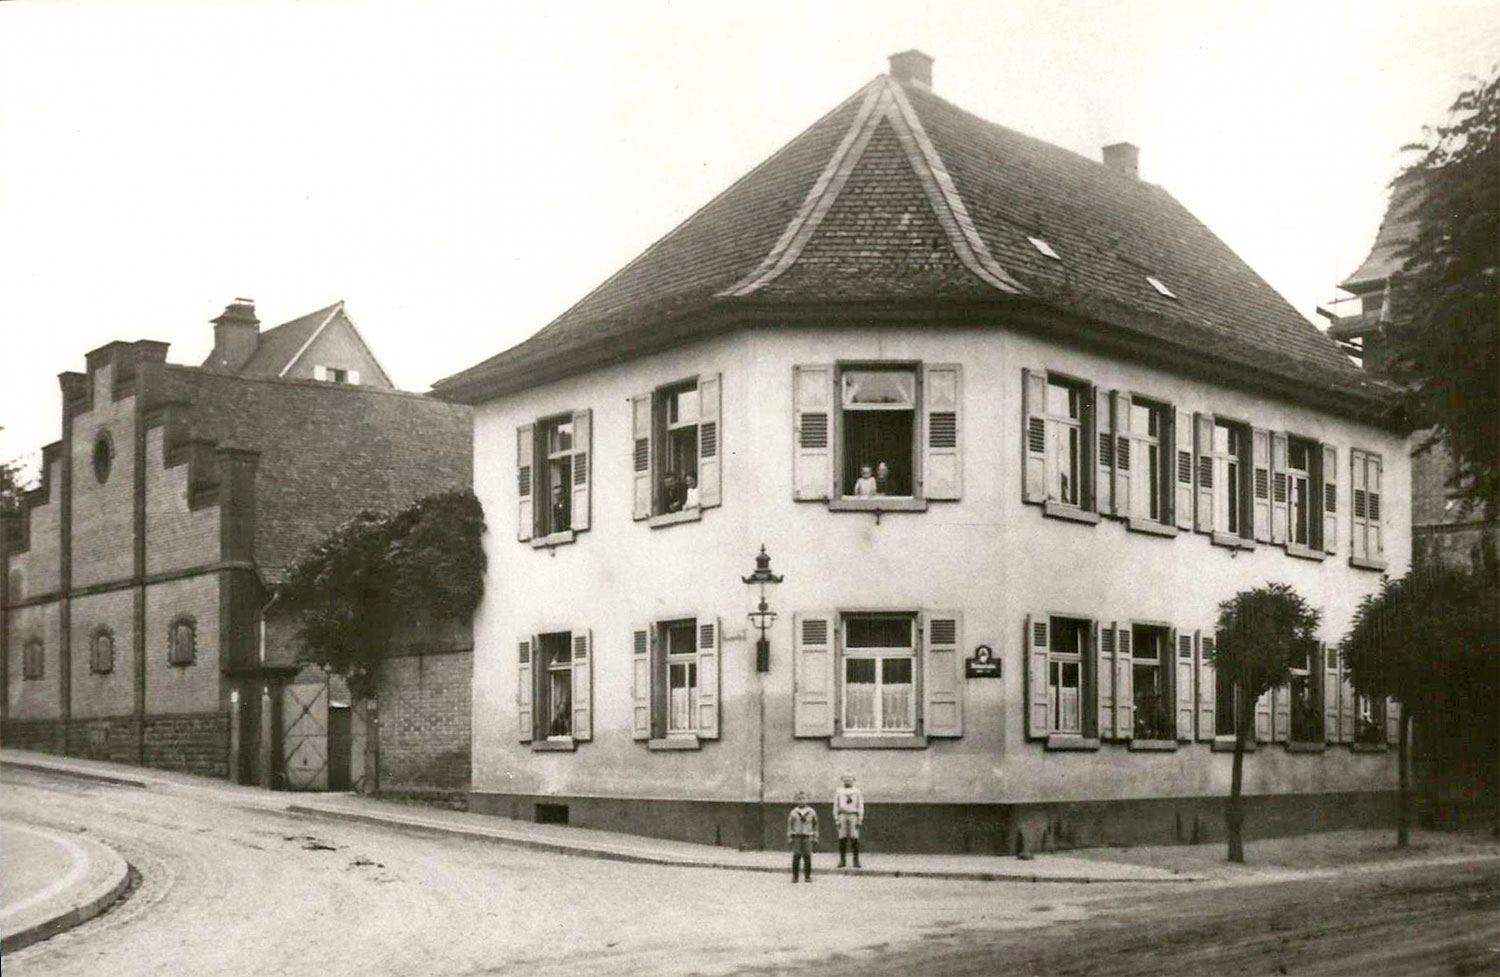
[965,644,1001,679]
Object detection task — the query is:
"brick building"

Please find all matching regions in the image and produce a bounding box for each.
[437,53,1408,853]
[2,299,473,793]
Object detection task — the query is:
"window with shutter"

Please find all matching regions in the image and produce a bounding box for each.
[1286,438,1314,549]
[1322,643,1340,744]
[631,628,652,741]
[1127,624,1171,740]
[571,631,593,742]
[1045,615,1090,737]
[1270,431,1289,544]
[1097,623,1115,740]
[1349,448,1386,568]
[636,375,723,523]
[517,638,534,743]
[1321,444,1337,554]
[1120,394,1170,528]
[1251,428,1271,542]
[1195,631,1216,742]
[1173,407,1194,530]
[793,612,837,737]
[1286,641,1320,743]
[793,365,834,501]
[696,618,720,739]
[841,615,917,736]
[1113,625,1134,739]
[516,423,535,542]
[922,611,963,737]
[1175,630,1195,741]
[537,632,574,741]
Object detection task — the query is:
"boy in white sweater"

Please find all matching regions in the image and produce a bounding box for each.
[834,771,864,868]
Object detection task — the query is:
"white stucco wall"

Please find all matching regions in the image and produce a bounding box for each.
[469,321,1409,807]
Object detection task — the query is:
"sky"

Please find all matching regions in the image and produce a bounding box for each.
[2,0,1498,469]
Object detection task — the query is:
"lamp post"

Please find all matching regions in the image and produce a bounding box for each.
[742,545,783,673]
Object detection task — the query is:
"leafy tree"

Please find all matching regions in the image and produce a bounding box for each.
[1211,583,1321,862]
[278,488,485,699]
[1342,565,1499,846]
[1387,67,1500,518]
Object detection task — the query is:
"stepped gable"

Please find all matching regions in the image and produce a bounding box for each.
[148,367,471,577]
[433,65,1391,415]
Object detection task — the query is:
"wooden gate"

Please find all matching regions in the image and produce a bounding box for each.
[282,682,329,791]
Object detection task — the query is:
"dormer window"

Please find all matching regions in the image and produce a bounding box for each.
[1028,236,1061,260]
[1146,276,1176,298]
[313,366,359,384]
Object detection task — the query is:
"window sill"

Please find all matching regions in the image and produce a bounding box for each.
[1128,739,1178,752]
[1351,742,1388,754]
[530,530,576,549]
[1043,501,1100,525]
[532,738,576,752]
[828,498,928,513]
[648,735,701,751]
[1044,734,1100,751]
[647,509,702,530]
[1126,518,1178,538]
[1211,736,1255,753]
[1285,544,1325,562]
[1211,532,1255,550]
[1285,741,1325,753]
[830,734,928,749]
[1349,555,1388,572]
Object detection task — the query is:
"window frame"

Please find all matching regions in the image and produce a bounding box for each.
[1024,368,1098,524]
[1286,640,1324,745]
[1117,392,1176,535]
[518,408,592,545]
[1128,623,1174,742]
[1026,612,1099,748]
[1350,448,1387,570]
[839,612,919,737]
[537,413,576,538]
[168,615,197,667]
[1204,414,1254,547]
[634,614,721,749]
[90,626,115,675]
[835,363,920,502]
[634,374,720,526]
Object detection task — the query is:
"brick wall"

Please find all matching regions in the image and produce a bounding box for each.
[375,649,472,793]
[143,712,229,777]
[66,716,142,764]
[144,426,220,576]
[70,589,136,718]
[70,364,137,590]
[144,574,222,714]
[0,718,67,753]
[6,601,63,720]
[10,456,63,598]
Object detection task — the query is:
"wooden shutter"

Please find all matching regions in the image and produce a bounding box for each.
[1026,614,1050,739]
[1112,391,1133,518]
[792,365,834,500]
[570,409,592,532]
[1270,431,1289,544]
[1254,688,1272,742]
[1338,652,1356,744]
[1097,391,1116,516]
[922,364,962,500]
[1322,643,1339,743]
[1082,386,1098,512]
[631,627,652,740]
[695,618,721,739]
[1251,427,1271,542]
[922,611,963,737]
[1113,624,1134,740]
[347,369,360,385]
[516,423,535,542]
[697,373,722,509]
[793,613,836,737]
[1321,444,1337,554]
[1196,631,1216,742]
[1173,408,1194,529]
[1193,412,1215,533]
[631,394,653,520]
[1272,686,1291,743]
[1175,629,1194,741]
[1385,697,1400,745]
[1097,623,1115,740]
[1367,455,1384,559]
[1022,369,1048,504]
[517,637,534,742]
[572,631,593,741]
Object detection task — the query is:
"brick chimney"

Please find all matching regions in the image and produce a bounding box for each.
[1102,142,1139,180]
[208,298,260,373]
[888,50,933,89]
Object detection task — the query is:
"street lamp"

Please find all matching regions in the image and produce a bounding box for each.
[742,545,783,672]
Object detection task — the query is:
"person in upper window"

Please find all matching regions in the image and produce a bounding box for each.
[549,692,571,738]
[550,483,570,532]
[853,464,878,498]
[663,472,685,512]
[683,473,701,509]
[874,462,892,496]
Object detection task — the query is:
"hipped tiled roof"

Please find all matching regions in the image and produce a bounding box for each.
[434,73,1393,417]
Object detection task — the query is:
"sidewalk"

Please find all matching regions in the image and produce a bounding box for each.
[0,820,131,952]
[1,749,1197,884]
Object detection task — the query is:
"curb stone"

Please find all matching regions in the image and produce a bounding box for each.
[0,829,133,953]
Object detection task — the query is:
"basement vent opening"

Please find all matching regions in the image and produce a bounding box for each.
[1146,275,1177,298]
[535,803,569,825]
[1027,236,1061,260]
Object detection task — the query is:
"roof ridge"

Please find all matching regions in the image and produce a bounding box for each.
[277,300,344,377]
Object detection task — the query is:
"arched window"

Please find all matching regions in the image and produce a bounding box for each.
[92,431,114,484]
[91,627,115,674]
[169,616,197,666]
[22,638,44,680]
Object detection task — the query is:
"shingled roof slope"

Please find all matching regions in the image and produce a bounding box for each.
[152,367,471,575]
[1341,173,1422,292]
[201,301,342,378]
[434,71,1387,412]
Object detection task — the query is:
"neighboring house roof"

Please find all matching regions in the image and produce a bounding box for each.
[1341,173,1423,293]
[202,300,395,386]
[434,70,1393,419]
[149,366,471,578]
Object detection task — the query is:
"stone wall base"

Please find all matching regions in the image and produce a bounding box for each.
[468,790,1401,854]
[2,713,229,780]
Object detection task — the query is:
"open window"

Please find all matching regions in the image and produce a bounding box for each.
[792,363,960,508]
[1285,640,1324,744]
[1023,370,1097,522]
[1195,414,1253,547]
[517,630,592,748]
[794,610,961,745]
[632,617,719,747]
[1128,624,1174,741]
[1025,613,1098,745]
[516,409,592,544]
[1109,393,1174,533]
[632,375,721,524]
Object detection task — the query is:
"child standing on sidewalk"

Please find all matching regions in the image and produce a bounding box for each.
[833,770,865,868]
[787,791,819,882]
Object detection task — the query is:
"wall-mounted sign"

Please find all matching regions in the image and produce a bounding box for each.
[965,644,1001,678]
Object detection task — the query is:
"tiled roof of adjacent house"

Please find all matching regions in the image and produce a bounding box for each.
[434,69,1394,417]
[201,301,342,378]
[149,367,472,577]
[1341,173,1423,292]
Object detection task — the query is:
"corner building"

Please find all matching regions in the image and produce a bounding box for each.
[437,53,1409,853]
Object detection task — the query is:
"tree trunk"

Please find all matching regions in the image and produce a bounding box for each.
[1397,707,1412,848]
[1227,686,1250,863]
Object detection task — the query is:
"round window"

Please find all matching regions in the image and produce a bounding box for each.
[92,432,113,484]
